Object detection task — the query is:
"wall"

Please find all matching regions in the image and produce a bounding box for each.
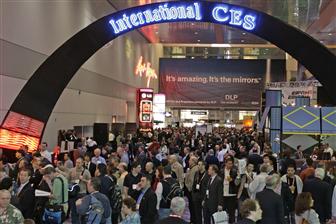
[0,0,162,148]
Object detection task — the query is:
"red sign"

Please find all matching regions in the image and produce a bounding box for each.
[137,88,153,132]
[135,56,157,88]
[0,111,44,151]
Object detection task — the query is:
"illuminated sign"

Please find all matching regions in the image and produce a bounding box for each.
[0,112,44,151]
[137,88,154,132]
[108,2,257,35]
[135,56,158,88]
[109,2,202,34]
[212,5,256,30]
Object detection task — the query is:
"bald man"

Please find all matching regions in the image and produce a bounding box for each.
[0,190,24,223]
[91,148,106,165]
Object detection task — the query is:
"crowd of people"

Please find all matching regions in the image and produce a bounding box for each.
[0,127,335,224]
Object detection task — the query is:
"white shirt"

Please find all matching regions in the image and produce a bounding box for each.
[324,147,334,157]
[155,182,163,210]
[217,149,225,162]
[249,172,268,199]
[41,150,52,162]
[223,168,236,196]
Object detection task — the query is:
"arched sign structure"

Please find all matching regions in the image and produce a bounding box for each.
[1,1,335,151]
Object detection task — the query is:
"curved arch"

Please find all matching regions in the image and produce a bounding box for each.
[1,1,336,139]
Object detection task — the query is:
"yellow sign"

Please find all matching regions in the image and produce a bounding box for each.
[135,56,157,88]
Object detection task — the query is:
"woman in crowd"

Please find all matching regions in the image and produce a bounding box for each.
[120,197,140,224]
[295,192,320,224]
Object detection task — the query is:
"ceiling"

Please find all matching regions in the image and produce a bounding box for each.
[108,0,336,46]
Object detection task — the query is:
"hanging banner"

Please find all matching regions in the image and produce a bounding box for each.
[266,81,319,105]
[159,59,266,109]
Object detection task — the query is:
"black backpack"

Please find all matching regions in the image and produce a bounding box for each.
[106,175,122,214]
[162,178,184,203]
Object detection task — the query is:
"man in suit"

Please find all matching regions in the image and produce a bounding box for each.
[192,160,210,224]
[84,153,96,177]
[203,164,223,224]
[303,168,332,223]
[137,174,158,224]
[13,168,35,219]
[256,174,284,224]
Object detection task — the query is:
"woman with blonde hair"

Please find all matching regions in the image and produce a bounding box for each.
[295,192,320,224]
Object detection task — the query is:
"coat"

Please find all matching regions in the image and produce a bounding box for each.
[139,188,158,224]
[204,175,224,214]
[256,188,284,224]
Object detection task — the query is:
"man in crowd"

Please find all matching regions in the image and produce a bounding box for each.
[0,189,24,223]
[39,142,52,163]
[184,156,198,223]
[13,168,35,219]
[191,160,210,224]
[169,155,184,188]
[249,164,269,199]
[123,162,142,200]
[91,148,107,165]
[156,197,188,224]
[303,167,332,223]
[76,177,112,224]
[222,157,239,223]
[300,158,315,182]
[68,157,91,224]
[237,199,263,224]
[256,174,284,224]
[137,175,158,224]
[203,164,223,224]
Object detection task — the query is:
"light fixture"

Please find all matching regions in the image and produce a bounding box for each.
[328,33,332,36]
[194,31,198,35]
[242,32,246,35]
[241,40,245,43]
[210,43,232,47]
[197,39,200,42]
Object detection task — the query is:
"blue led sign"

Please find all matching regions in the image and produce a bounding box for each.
[212,5,256,30]
[110,2,202,34]
[108,2,257,35]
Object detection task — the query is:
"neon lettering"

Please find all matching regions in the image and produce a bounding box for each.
[212,6,229,22]
[130,14,139,26]
[243,15,256,30]
[229,9,243,26]
[109,2,202,35]
[135,56,158,88]
[212,4,257,30]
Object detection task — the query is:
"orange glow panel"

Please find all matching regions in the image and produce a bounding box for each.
[2,111,44,137]
[0,129,40,151]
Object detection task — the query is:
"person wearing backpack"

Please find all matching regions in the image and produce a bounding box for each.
[156,165,183,219]
[76,177,112,224]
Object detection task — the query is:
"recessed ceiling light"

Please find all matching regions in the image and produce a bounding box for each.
[328,33,332,36]
[242,32,246,35]
[194,32,198,35]
[155,31,159,34]
[265,48,269,50]
[197,39,201,42]
[191,56,195,59]
[191,23,195,26]
[241,40,245,42]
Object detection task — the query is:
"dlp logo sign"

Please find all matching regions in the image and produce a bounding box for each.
[109,2,257,35]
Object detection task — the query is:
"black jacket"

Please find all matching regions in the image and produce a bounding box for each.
[236,218,256,224]
[139,188,158,224]
[192,170,210,201]
[303,177,332,222]
[220,167,239,195]
[256,188,284,224]
[204,175,224,213]
[15,182,35,219]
